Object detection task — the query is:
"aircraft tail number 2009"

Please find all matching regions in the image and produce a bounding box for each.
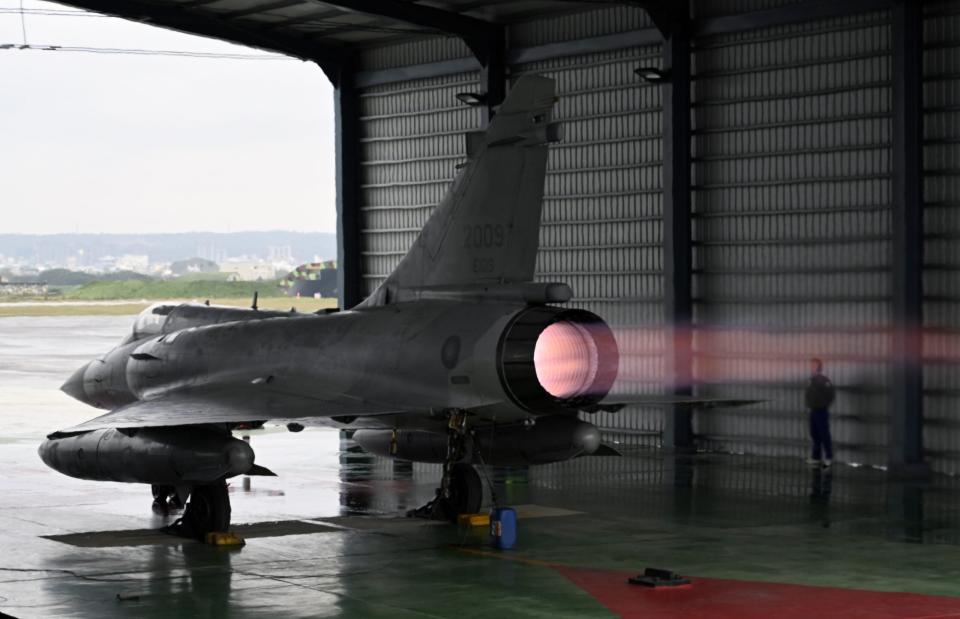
[463,224,505,249]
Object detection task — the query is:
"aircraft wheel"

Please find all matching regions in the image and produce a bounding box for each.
[151,484,173,515]
[441,463,482,521]
[169,491,185,510]
[152,484,184,515]
[152,484,168,514]
[181,481,231,539]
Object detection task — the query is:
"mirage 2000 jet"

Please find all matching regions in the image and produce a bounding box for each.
[40,76,748,538]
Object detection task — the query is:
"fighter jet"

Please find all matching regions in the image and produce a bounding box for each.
[41,76,748,538]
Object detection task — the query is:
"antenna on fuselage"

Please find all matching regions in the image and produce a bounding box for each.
[251,291,259,311]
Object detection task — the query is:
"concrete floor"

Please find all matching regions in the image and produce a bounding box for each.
[3,316,960,618]
[3,429,960,618]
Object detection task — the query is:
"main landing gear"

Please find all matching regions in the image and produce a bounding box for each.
[157,480,232,540]
[151,484,185,516]
[409,410,483,522]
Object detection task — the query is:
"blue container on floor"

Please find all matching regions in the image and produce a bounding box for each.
[490,507,517,550]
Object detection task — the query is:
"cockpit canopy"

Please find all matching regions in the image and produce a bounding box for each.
[121,301,302,346]
[125,303,177,343]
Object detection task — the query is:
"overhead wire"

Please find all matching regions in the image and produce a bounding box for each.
[0,6,434,33]
[0,7,114,17]
[0,2,433,60]
[2,3,291,60]
[0,42,292,59]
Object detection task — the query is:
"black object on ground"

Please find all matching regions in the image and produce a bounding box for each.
[628,567,691,587]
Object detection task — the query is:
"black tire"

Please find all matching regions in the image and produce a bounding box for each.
[441,463,482,522]
[151,484,174,515]
[181,481,231,539]
[169,492,185,510]
[151,484,170,501]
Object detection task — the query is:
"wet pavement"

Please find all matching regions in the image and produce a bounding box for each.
[3,316,960,618]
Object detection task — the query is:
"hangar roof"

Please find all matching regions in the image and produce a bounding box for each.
[48,1,664,73]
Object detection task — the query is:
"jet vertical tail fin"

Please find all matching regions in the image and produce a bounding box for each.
[359,75,561,308]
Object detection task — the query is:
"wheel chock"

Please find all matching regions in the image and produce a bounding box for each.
[457,513,490,527]
[205,531,246,546]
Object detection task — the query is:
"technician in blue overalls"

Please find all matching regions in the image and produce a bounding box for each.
[806,358,836,469]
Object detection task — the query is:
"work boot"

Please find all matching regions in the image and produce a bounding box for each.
[806,458,821,467]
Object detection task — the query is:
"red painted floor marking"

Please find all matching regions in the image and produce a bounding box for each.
[555,567,960,619]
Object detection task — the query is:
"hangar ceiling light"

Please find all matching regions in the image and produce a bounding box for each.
[634,67,670,83]
[456,92,487,106]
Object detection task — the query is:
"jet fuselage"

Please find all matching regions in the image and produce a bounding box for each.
[64,300,617,429]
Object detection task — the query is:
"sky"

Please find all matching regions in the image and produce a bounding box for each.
[0,1,335,234]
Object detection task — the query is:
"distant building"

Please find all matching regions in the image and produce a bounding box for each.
[0,282,48,297]
[268,245,295,264]
[170,257,218,276]
[115,254,151,274]
[220,261,277,282]
[198,243,227,264]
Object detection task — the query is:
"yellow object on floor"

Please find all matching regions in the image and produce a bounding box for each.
[205,531,246,546]
[458,513,491,527]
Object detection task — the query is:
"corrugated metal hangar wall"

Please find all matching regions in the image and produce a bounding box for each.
[350,0,960,476]
[691,9,895,465]
[925,0,960,475]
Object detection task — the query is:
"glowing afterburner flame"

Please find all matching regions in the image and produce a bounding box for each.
[534,321,600,398]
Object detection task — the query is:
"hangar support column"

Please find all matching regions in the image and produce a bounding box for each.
[660,21,694,452]
[889,0,928,477]
[331,60,364,310]
[479,26,507,125]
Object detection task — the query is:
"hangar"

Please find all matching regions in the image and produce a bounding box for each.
[6,0,960,616]
[52,0,958,474]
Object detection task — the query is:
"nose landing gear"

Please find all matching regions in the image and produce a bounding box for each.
[159,481,232,540]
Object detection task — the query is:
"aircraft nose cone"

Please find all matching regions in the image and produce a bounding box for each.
[61,363,89,403]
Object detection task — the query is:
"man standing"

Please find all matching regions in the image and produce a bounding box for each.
[806,358,836,468]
